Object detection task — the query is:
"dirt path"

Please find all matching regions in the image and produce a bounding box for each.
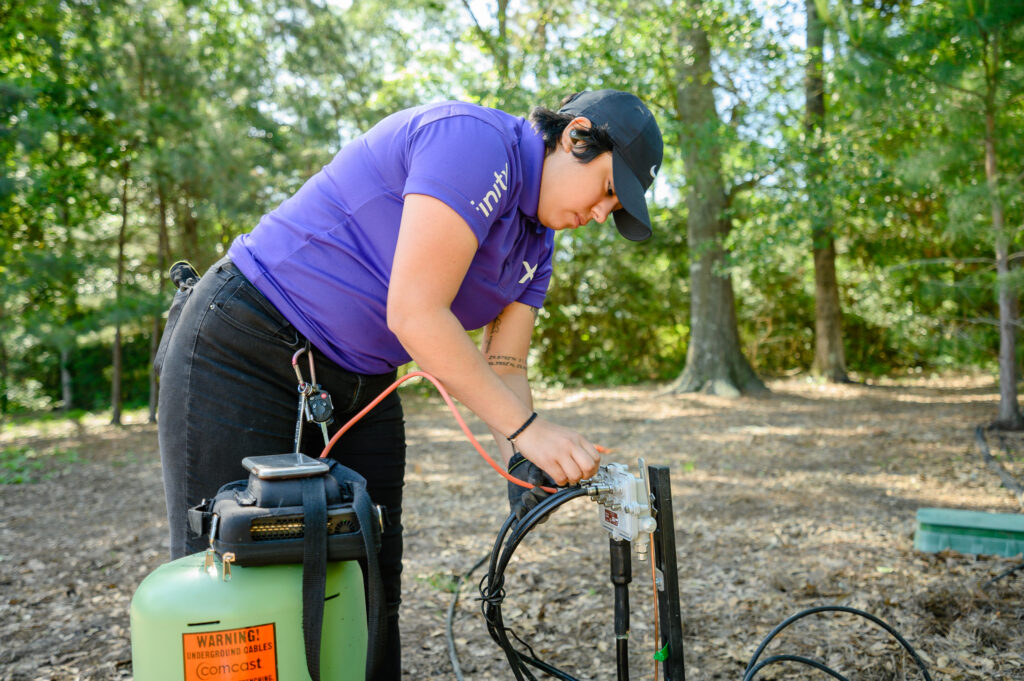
[2,375,1022,680]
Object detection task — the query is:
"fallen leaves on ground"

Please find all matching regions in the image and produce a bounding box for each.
[1,375,1022,680]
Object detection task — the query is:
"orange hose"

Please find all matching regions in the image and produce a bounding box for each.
[650,533,661,681]
[321,371,661,675]
[318,370,559,492]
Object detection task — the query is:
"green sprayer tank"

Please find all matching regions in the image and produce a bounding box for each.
[130,552,367,681]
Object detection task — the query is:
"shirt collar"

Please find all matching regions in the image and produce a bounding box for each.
[518,120,546,231]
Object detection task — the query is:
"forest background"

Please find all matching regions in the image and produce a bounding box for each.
[2,0,1024,423]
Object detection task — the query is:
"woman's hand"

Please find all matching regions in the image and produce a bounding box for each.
[510,416,600,485]
[478,303,599,485]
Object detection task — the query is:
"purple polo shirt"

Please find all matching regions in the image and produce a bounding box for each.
[228,101,554,374]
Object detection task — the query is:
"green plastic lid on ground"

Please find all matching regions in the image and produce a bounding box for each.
[915,507,1024,558]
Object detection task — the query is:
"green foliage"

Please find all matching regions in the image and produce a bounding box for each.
[0,445,80,485]
[76,334,154,410]
[4,332,153,413]
[535,216,689,384]
[415,571,459,593]
[817,0,1024,379]
[3,0,1024,413]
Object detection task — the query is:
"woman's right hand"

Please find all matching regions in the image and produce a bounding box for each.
[511,416,601,486]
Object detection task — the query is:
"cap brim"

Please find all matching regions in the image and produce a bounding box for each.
[611,151,652,241]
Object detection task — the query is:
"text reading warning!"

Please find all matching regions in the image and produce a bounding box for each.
[182,623,277,681]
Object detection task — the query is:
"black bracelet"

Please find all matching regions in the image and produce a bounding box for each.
[506,412,538,447]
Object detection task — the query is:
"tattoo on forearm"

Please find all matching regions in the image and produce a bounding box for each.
[530,306,539,319]
[483,315,503,354]
[487,354,527,371]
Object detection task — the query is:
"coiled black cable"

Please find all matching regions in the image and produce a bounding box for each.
[464,485,936,681]
[479,487,589,681]
[742,605,933,681]
[745,654,851,681]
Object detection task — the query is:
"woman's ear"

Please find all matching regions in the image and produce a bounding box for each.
[561,116,593,151]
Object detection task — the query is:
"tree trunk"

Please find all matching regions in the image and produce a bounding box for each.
[668,2,765,396]
[980,31,1022,430]
[111,154,129,426]
[179,197,201,267]
[149,181,170,423]
[57,198,74,407]
[987,108,1021,429]
[0,324,8,416]
[112,323,122,425]
[806,0,848,383]
[496,0,509,87]
[60,348,73,409]
[148,317,159,422]
[812,241,847,380]
[57,124,78,411]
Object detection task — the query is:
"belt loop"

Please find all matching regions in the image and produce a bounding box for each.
[353,373,366,406]
[215,255,238,275]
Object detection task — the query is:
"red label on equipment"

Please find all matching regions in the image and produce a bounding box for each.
[604,508,620,526]
[182,623,277,681]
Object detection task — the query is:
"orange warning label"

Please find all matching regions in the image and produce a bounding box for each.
[182,623,277,681]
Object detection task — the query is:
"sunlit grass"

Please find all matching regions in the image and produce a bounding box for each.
[1,406,153,440]
[0,445,80,484]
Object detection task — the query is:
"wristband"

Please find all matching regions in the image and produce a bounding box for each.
[506,412,538,451]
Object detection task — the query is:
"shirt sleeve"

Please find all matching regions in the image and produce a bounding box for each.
[403,114,514,245]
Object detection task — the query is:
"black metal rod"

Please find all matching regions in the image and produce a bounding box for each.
[649,465,686,681]
[610,537,632,681]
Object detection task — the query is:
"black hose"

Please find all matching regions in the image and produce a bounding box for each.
[496,488,588,579]
[479,487,588,681]
[609,538,631,681]
[746,654,852,681]
[742,605,933,681]
[480,513,529,681]
[983,561,1024,590]
[490,488,587,680]
[446,554,489,681]
[470,483,937,681]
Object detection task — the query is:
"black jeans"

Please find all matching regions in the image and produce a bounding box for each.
[156,257,406,681]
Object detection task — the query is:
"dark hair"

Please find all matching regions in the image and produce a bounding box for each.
[529,94,615,162]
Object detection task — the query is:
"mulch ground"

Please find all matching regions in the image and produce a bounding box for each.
[2,374,1022,680]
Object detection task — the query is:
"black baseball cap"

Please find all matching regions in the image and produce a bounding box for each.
[559,90,664,241]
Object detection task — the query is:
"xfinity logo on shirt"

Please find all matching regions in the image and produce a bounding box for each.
[471,163,510,218]
[519,261,538,283]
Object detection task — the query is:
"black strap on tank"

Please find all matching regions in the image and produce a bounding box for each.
[301,477,328,681]
[350,481,386,680]
[300,475,385,681]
